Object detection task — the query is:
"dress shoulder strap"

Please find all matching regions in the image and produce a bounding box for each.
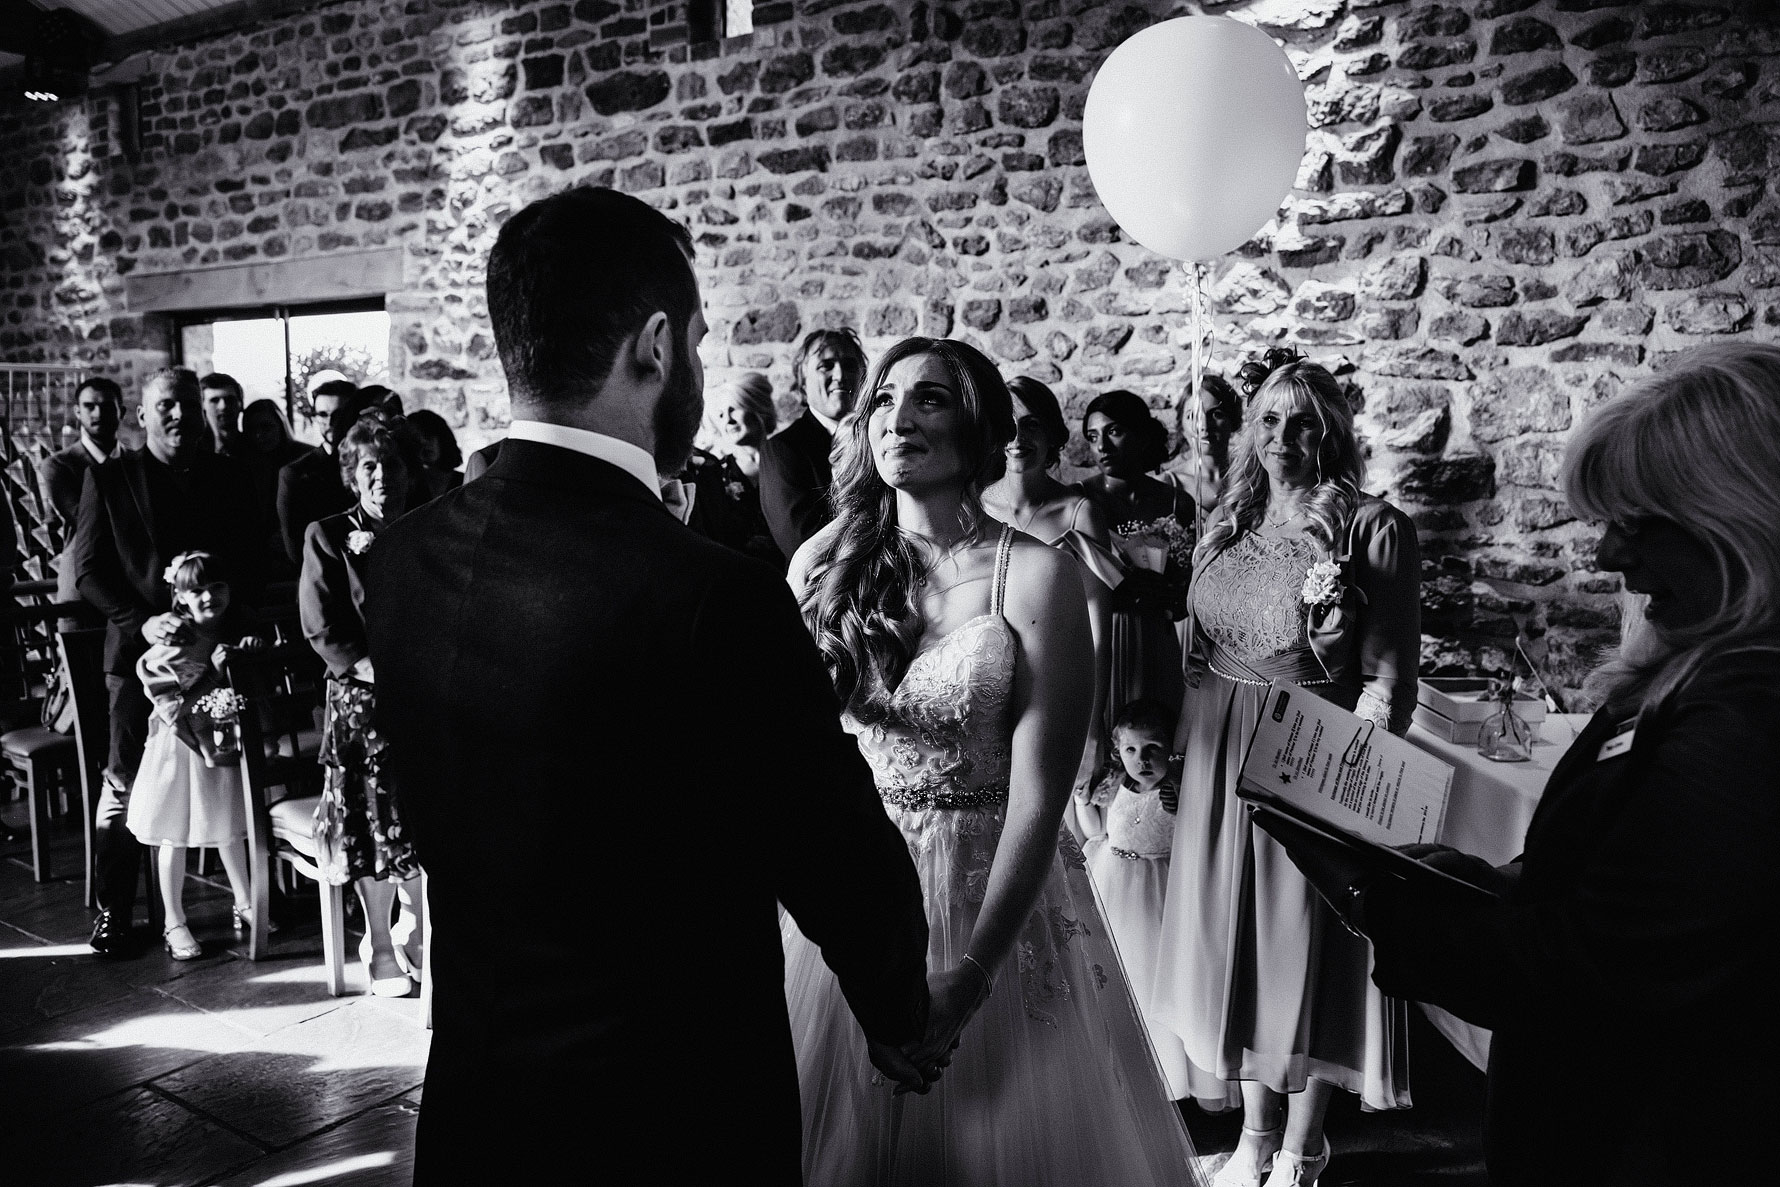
[991,522,1014,619]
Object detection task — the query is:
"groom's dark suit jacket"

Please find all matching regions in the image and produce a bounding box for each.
[366,439,930,1183]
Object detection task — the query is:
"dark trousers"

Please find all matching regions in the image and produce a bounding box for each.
[93,673,150,916]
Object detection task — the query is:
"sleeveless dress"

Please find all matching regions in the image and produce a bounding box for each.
[1153,531,1411,1112]
[1081,769,1216,1107]
[1075,480,1190,722]
[782,526,1205,1187]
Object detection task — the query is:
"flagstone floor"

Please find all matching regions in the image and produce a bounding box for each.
[1,800,1487,1186]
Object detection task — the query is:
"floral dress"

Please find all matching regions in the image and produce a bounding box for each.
[302,507,421,886]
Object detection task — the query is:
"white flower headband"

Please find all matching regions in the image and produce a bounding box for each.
[162,551,199,587]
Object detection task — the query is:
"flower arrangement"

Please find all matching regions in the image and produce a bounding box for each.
[1301,559,1346,607]
[162,551,197,586]
[196,687,246,724]
[1114,517,1195,574]
[346,530,375,555]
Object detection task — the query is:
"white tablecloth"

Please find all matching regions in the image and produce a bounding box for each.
[1401,713,1593,1069]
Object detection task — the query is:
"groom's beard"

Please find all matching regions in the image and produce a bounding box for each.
[652,328,702,476]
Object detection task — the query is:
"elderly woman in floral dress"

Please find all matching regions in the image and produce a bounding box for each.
[300,419,423,998]
[1152,349,1421,1187]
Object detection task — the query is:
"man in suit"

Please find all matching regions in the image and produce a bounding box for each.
[199,372,245,458]
[70,367,265,956]
[366,187,935,1182]
[275,378,359,565]
[40,377,125,604]
[758,327,867,560]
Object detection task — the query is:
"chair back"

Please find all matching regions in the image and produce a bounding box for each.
[56,627,107,784]
[223,642,325,960]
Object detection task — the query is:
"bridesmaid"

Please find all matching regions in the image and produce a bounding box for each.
[1158,373,1243,526]
[1158,373,1243,656]
[982,376,1120,797]
[1154,348,1420,1187]
[1073,390,1193,719]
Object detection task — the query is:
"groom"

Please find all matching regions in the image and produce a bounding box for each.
[366,187,935,1183]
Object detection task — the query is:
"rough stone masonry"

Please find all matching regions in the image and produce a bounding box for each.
[3,0,1780,694]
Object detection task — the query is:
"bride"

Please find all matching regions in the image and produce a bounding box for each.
[783,337,1203,1186]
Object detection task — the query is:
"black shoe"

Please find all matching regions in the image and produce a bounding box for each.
[89,908,136,959]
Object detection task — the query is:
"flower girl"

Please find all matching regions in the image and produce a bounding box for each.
[1083,699,1203,1103]
[125,551,264,960]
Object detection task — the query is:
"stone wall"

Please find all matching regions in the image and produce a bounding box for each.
[4,0,1780,691]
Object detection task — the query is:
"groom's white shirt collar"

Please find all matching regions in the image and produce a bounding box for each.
[505,420,662,502]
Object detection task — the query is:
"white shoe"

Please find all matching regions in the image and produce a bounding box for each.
[1262,1140,1330,1187]
[359,934,415,998]
[1214,1124,1284,1187]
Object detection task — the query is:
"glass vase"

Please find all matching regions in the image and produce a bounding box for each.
[1477,699,1533,763]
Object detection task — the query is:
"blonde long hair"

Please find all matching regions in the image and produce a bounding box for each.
[1195,349,1364,566]
[1564,342,1780,711]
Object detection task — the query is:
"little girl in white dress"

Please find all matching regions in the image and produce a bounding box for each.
[125,552,262,960]
[1083,699,1232,1109]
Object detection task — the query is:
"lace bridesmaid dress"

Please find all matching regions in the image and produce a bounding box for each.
[783,526,1203,1187]
[1152,530,1411,1113]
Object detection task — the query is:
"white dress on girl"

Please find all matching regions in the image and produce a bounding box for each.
[1083,768,1228,1108]
[125,636,246,848]
[781,525,1203,1187]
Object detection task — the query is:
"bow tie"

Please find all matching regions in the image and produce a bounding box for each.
[660,478,696,525]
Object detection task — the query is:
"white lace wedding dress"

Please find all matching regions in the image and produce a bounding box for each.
[782,526,1204,1186]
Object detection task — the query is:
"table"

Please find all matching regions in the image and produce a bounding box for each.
[1400,713,1593,1069]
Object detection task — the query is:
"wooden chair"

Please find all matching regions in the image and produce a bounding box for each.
[55,625,108,907]
[0,599,100,882]
[225,642,346,995]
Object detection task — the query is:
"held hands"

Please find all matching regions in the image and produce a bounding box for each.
[898,962,992,1094]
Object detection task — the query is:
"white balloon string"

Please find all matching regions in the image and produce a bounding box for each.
[1188,259,1209,541]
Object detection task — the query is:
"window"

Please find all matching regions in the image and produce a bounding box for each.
[177,300,389,445]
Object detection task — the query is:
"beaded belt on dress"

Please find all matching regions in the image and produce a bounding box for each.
[1110,845,1165,861]
[879,780,1010,811]
[1204,641,1332,688]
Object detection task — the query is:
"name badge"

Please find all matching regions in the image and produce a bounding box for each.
[1597,719,1637,762]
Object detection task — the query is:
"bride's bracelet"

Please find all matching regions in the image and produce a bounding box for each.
[961,954,995,999]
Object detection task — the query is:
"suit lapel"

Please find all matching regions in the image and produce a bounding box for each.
[122,451,160,557]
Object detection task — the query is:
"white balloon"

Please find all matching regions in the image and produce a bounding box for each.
[1084,16,1309,262]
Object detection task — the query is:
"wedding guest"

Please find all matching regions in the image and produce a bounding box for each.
[277,379,359,565]
[1266,340,1780,1187]
[1158,373,1242,520]
[239,401,313,580]
[679,373,780,566]
[299,419,423,997]
[405,409,464,497]
[981,375,1120,793]
[1153,348,1420,1184]
[783,336,1200,1180]
[1073,390,1191,719]
[364,185,932,1181]
[760,327,868,559]
[70,367,265,957]
[1080,698,1206,1106]
[199,373,245,458]
[125,551,261,960]
[40,376,124,603]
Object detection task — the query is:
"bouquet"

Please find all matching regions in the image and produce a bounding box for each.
[194,687,246,768]
[1112,517,1196,620]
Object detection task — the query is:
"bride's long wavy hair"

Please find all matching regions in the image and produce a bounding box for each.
[1195,347,1365,566]
[800,337,1015,719]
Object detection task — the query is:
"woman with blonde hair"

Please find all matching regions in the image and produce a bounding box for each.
[1154,348,1420,1183]
[1264,340,1780,1187]
[681,371,781,565]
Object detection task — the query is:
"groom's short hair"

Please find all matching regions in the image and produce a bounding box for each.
[487,186,697,409]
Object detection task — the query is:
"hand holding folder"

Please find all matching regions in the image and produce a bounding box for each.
[1236,681,1502,910]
